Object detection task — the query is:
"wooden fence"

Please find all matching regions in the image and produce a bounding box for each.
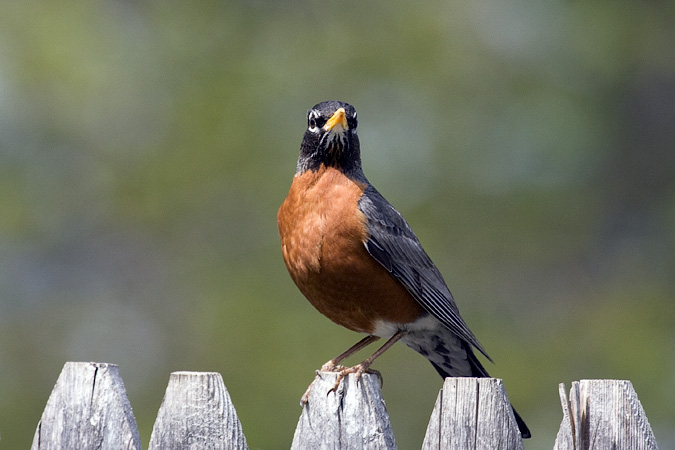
[31,362,659,449]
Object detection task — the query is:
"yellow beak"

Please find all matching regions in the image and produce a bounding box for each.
[323,108,348,132]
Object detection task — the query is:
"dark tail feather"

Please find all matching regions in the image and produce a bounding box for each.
[429,347,531,439]
[511,407,531,439]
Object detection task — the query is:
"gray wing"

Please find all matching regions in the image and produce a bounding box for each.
[359,185,492,361]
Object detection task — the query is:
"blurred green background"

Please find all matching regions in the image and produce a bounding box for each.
[1,1,674,448]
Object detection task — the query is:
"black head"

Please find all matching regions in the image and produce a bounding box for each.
[296,101,362,177]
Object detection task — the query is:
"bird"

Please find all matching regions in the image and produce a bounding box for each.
[277,100,530,439]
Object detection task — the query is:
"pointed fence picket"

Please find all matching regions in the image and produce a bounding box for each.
[31,362,659,449]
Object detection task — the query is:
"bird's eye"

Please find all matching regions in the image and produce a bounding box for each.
[347,114,357,130]
[308,112,321,133]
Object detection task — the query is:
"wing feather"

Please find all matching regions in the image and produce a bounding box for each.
[359,185,492,361]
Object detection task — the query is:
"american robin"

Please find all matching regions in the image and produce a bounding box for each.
[277,101,530,439]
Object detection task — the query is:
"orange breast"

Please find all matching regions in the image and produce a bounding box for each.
[277,166,424,334]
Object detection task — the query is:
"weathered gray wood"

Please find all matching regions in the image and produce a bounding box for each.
[291,371,396,450]
[555,381,580,450]
[31,361,141,450]
[148,371,248,450]
[421,377,524,450]
[554,379,658,450]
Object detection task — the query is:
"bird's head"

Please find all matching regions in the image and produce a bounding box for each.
[296,101,361,176]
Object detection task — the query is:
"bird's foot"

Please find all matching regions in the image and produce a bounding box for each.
[300,380,315,406]
[299,363,346,405]
[300,362,383,405]
[327,363,383,396]
[319,360,347,373]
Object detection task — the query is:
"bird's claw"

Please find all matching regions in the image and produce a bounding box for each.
[300,383,313,406]
[320,361,348,373]
[327,364,383,395]
[299,364,346,405]
[300,362,384,406]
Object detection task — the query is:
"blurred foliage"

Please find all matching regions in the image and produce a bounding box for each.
[1,1,674,449]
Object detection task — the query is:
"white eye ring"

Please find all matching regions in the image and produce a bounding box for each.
[308,111,320,133]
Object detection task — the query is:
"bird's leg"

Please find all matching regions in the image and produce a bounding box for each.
[320,335,380,372]
[328,330,408,395]
[301,335,380,405]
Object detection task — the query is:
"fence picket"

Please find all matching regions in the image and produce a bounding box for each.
[148,371,248,450]
[31,362,141,450]
[291,371,397,450]
[422,377,524,450]
[554,379,658,450]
